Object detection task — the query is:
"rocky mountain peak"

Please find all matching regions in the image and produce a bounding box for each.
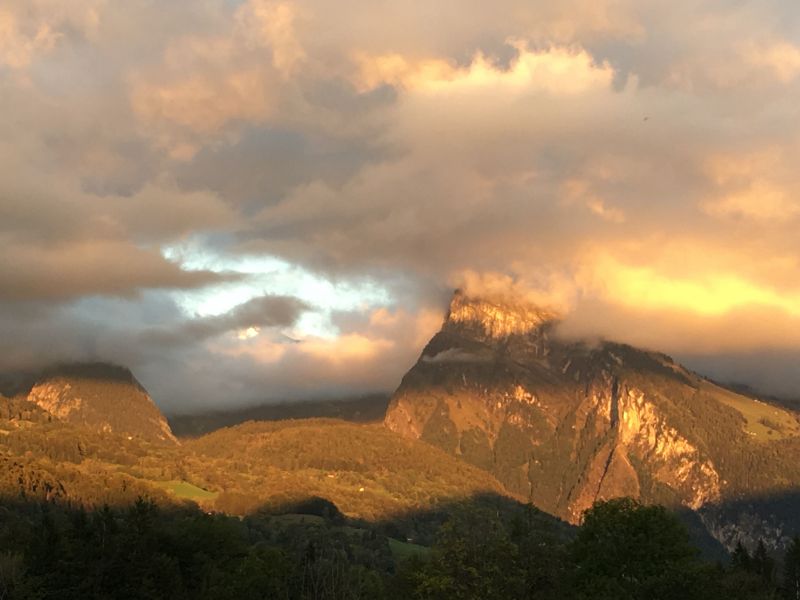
[444,289,559,340]
[24,362,177,445]
[386,289,800,552]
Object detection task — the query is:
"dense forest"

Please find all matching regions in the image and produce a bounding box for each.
[0,495,797,599]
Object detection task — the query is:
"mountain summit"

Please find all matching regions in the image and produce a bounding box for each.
[445,289,558,340]
[22,363,177,445]
[386,290,800,550]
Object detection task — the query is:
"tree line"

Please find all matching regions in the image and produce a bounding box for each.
[1,495,799,599]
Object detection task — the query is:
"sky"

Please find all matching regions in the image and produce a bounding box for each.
[2,0,800,412]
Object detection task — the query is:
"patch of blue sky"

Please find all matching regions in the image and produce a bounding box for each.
[162,240,392,338]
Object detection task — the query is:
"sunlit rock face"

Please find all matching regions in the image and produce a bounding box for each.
[25,363,177,445]
[446,290,557,341]
[386,290,800,551]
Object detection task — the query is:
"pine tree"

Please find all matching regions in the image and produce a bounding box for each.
[731,541,751,572]
[784,537,800,600]
[752,540,774,585]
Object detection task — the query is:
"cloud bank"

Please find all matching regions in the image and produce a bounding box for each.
[2,0,800,409]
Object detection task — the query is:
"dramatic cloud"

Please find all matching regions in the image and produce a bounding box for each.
[142,295,308,346]
[0,0,103,69]
[2,0,800,409]
[0,241,227,302]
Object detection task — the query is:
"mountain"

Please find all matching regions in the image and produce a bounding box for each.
[169,393,390,437]
[385,290,800,551]
[0,382,554,544]
[14,362,177,445]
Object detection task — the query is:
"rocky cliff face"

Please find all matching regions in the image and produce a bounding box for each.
[22,363,177,445]
[386,291,800,551]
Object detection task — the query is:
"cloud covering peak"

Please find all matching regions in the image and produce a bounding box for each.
[3,0,800,409]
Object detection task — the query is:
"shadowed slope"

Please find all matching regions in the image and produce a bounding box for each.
[168,393,390,437]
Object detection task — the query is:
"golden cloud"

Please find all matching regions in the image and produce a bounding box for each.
[0,9,57,69]
[354,42,613,95]
[131,67,272,135]
[744,40,800,83]
[213,335,288,364]
[452,269,579,316]
[704,181,799,222]
[300,334,394,364]
[235,0,305,77]
[581,250,800,318]
[0,0,102,69]
[702,149,800,222]
[129,0,308,155]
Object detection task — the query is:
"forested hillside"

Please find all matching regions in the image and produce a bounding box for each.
[169,394,390,437]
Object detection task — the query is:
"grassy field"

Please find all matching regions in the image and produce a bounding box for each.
[154,480,218,501]
[707,383,800,441]
[270,513,326,526]
[388,538,430,561]
[271,514,430,561]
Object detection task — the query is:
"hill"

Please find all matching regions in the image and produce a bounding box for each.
[14,362,177,445]
[0,388,551,542]
[385,290,800,551]
[168,394,390,437]
[184,419,517,527]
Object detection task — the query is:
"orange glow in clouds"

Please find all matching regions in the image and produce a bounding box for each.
[585,253,800,318]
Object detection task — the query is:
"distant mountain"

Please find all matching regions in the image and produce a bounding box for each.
[169,394,390,437]
[0,387,562,543]
[0,360,537,539]
[14,362,176,445]
[385,290,800,551]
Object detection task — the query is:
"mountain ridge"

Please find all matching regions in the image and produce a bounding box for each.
[385,290,800,550]
[3,295,800,552]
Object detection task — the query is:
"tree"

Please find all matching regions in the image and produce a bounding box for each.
[720,538,779,600]
[404,504,524,599]
[567,498,706,600]
[752,540,775,586]
[509,505,566,599]
[732,541,751,571]
[784,537,800,600]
